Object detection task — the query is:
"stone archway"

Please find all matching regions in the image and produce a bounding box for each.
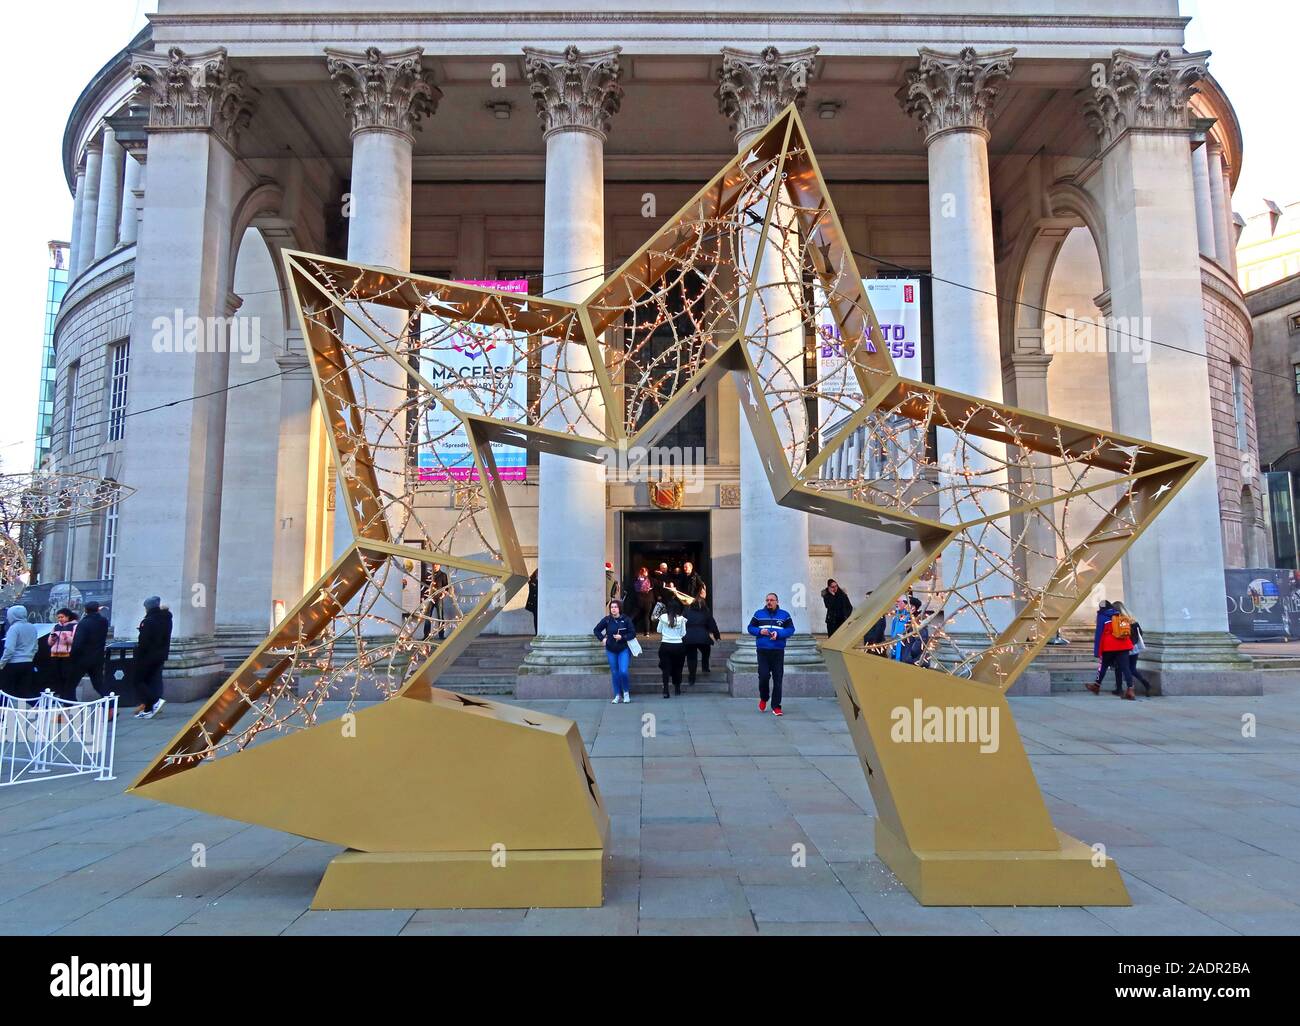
[1001,200,1123,618]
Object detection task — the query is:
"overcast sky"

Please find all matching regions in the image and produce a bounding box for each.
[0,0,1294,470]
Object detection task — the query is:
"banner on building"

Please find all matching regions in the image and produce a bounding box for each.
[1224,568,1296,641]
[417,280,530,482]
[816,278,923,479]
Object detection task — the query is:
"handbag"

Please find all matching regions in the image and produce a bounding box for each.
[627,637,642,657]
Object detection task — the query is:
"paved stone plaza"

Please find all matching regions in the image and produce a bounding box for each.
[2,683,1298,936]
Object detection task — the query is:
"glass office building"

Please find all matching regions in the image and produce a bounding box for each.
[35,241,70,470]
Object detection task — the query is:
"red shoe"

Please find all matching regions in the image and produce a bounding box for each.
[758,700,767,712]
[1085,683,1100,695]
[1123,687,1136,701]
[772,707,783,717]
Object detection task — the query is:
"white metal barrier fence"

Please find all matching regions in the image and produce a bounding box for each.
[0,690,118,786]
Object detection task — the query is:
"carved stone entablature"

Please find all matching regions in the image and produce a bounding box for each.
[523,45,623,141]
[131,47,257,147]
[897,47,1016,143]
[716,46,818,143]
[325,47,441,142]
[1083,49,1210,149]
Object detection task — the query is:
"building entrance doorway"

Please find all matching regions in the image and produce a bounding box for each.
[621,511,711,614]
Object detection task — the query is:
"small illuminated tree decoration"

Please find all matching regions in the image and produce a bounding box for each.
[131,108,1203,909]
[0,473,134,604]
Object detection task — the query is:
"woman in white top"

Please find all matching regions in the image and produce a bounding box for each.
[656,599,688,698]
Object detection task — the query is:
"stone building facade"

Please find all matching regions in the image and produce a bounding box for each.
[44,1,1263,696]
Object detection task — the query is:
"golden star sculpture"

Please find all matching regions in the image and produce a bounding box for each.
[130,107,1202,909]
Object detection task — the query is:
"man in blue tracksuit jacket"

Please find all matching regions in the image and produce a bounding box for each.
[747,593,796,715]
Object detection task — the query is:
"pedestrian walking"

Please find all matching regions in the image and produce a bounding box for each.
[652,562,672,603]
[593,598,636,704]
[676,561,706,599]
[70,601,110,707]
[747,592,794,716]
[656,598,688,698]
[629,566,655,633]
[821,578,853,636]
[134,596,173,719]
[43,608,80,701]
[421,562,451,640]
[0,605,39,700]
[683,594,721,685]
[525,569,538,634]
[1121,602,1154,696]
[1091,599,1114,689]
[1087,599,1136,699]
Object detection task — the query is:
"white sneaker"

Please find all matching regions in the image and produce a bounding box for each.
[611,696,620,704]
[621,692,630,703]
[151,698,166,717]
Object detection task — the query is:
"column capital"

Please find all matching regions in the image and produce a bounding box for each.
[897,46,1015,143]
[131,47,258,148]
[716,45,818,144]
[523,45,623,141]
[325,46,441,143]
[1083,48,1209,149]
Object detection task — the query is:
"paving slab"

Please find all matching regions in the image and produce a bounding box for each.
[4,685,1300,934]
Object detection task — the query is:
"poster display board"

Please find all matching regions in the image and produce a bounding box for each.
[417,279,530,482]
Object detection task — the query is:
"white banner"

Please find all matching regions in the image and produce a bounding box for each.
[417,279,529,482]
[816,278,924,480]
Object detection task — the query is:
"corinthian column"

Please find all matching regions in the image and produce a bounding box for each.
[517,45,622,694]
[716,45,827,689]
[325,46,440,630]
[899,46,1016,638]
[1083,49,1254,693]
[111,46,257,698]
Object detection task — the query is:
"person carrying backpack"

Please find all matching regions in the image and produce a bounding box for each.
[1087,600,1136,700]
[1115,601,1153,696]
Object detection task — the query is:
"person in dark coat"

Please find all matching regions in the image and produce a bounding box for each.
[593,599,637,704]
[524,569,538,634]
[1092,600,1117,693]
[682,597,721,685]
[134,596,173,719]
[862,591,888,656]
[821,579,854,636]
[70,601,110,700]
[676,561,706,600]
[651,562,672,604]
[898,598,931,666]
[420,563,451,641]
